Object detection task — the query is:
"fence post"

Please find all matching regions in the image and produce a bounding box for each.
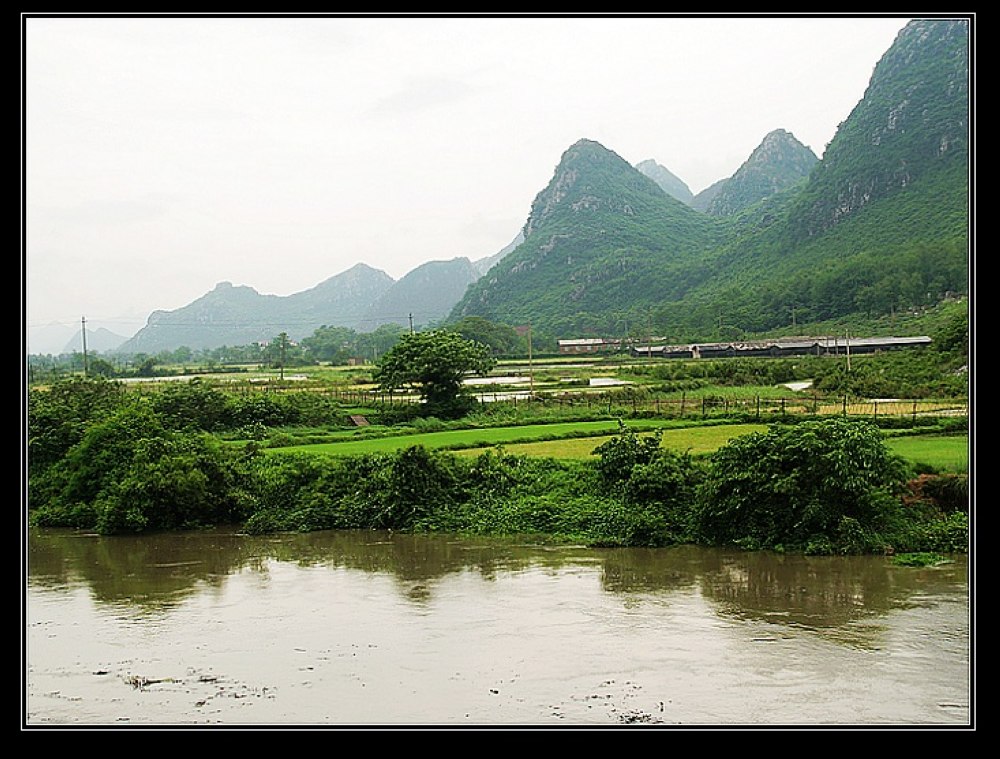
[843,395,847,416]
[756,395,760,420]
[702,397,706,418]
[781,397,785,416]
[912,400,917,426]
[681,392,686,417]
[873,400,878,421]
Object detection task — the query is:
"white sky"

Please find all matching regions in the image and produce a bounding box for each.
[23,14,915,342]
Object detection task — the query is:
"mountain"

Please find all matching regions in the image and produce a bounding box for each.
[787,18,969,237]
[635,159,695,205]
[689,177,727,213]
[448,138,727,335]
[474,231,524,276]
[108,19,970,352]
[63,327,129,354]
[653,18,970,338]
[284,263,396,330]
[114,255,486,353]
[117,263,394,353]
[363,257,481,329]
[693,129,818,216]
[28,322,77,356]
[449,18,969,340]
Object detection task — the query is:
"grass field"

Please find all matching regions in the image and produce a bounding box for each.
[264,418,689,457]
[455,423,768,459]
[264,418,968,472]
[884,435,969,472]
[264,420,768,458]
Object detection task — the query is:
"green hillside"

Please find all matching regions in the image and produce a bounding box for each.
[449,138,728,336]
[448,18,970,342]
[702,129,818,217]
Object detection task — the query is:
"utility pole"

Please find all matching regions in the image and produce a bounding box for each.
[81,316,89,377]
[278,332,288,381]
[527,321,534,397]
[845,330,852,372]
[648,311,653,360]
[408,313,414,334]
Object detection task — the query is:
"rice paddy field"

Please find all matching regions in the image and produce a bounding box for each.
[884,434,970,472]
[264,418,968,472]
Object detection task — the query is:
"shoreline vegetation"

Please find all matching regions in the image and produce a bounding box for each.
[26,372,969,557]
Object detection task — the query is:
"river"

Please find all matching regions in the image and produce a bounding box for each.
[24,528,972,729]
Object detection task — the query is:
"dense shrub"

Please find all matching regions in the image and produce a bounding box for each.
[377,446,466,530]
[900,511,969,553]
[242,453,389,534]
[695,418,909,552]
[592,422,664,490]
[227,393,296,428]
[27,376,128,470]
[151,379,230,431]
[28,401,249,534]
[27,383,967,554]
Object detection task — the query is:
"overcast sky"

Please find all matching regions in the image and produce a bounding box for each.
[24,14,916,344]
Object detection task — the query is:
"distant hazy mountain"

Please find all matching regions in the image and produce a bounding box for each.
[363,257,481,329]
[115,256,491,353]
[117,263,394,353]
[62,327,129,354]
[688,177,727,214]
[635,159,695,206]
[474,231,524,276]
[691,129,818,215]
[28,322,77,356]
[103,19,969,352]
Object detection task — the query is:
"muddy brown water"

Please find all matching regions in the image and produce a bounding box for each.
[25,528,972,728]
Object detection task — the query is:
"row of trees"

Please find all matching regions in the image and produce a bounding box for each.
[27,317,559,384]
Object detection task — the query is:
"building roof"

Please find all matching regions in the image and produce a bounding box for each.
[630,335,932,354]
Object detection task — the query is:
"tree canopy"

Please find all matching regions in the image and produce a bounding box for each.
[372,329,495,417]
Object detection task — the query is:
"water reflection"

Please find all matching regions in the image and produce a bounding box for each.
[29,527,967,639]
[26,528,971,726]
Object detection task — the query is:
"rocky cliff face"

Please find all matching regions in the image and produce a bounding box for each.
[789,18,969,236]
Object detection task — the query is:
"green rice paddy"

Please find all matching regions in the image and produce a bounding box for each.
[264,418,968,471]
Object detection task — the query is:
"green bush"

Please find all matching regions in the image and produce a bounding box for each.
[151,379,229,431]
[27,376,128,470]
[900,511,968,553]
[695,418,909,551]
[378,446,465,530]
[592,422,663,490]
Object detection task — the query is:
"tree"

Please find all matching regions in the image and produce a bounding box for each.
[372,329,495,418]
[451,316,523,356]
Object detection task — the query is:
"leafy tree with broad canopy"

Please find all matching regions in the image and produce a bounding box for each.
[373,329,496,417]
